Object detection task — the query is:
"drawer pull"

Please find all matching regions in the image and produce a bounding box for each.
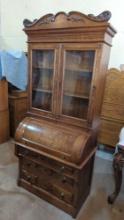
[27,175,31,181]
[28,175,38,184]
[27,163,31,167]
[60,166,65,172]
[62,177,66,183]
[18,153,23,157]
[34,163,39,168]
[18,150,28,157]
[22,169,27,174]
[23,150,28,156]
[60,192,64,199]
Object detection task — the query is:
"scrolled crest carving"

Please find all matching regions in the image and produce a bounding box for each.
[23,19,38,27]
[67,12,85,22]
[23,10,112,28]
[88,10,111,21]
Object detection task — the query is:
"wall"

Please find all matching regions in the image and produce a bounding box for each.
[0,0,124,68]
[0,0,2,49]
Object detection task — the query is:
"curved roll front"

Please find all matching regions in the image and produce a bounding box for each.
[15,117,94,164]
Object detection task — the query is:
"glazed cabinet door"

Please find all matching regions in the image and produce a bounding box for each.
[57,44,97,127]
[29,44,59,118]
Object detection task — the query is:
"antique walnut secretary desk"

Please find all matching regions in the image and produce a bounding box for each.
[15,11,116,217]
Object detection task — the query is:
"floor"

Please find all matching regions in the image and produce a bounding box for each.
[0,140,124,220]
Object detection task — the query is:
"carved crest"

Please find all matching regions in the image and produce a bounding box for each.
[88,10,111,22]
[23,10,111,28]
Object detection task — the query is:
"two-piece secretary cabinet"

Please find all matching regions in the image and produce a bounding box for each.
[15,11,116,217]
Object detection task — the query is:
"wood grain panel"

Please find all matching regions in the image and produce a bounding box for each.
[98,68,124,147]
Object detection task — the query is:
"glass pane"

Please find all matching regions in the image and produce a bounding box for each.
[62,50,95,119]
[32,50,54,111]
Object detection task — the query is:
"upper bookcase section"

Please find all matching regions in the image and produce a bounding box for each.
[23,11,116,45]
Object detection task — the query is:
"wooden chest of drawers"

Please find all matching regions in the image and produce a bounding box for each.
[0,80,9,143]
[15,117,96,217]
[9,91,28,137]
[15,145,95,217]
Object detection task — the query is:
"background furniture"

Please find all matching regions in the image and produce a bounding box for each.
[0,79,9,143]
[9,90,28,137]
[108,127,124,203]
[98,68,124,147]
[108,146,124,204]
[15,11,116,217]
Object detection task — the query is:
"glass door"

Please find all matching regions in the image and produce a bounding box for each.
[59,45,95,125]
[30,44,58,117]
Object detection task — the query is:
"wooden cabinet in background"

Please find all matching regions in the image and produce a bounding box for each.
[98,68,124,147]
[15,11,116,217]
[0,79,9,143]
[9,90,28,137]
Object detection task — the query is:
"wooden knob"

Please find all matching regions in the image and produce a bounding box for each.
[27,162,31,167]
[27,175,31,181]
[60,166,65,172]
[24,150,28,156]
[34,163,39,168]
[22,169,27,174]
[60,192,64,199]
[18,153,23,157]
[62,176,66,183]
[34,176,38,182]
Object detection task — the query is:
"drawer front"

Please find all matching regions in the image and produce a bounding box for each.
[21,157,74,191]
[16,145,77,179]
[20,158,74,204]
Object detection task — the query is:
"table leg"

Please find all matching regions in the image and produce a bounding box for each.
[108,153,123,204]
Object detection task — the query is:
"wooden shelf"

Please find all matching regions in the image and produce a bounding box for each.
[65,67,93,73]
[33,88,52,93]
[32,66,53,70]
[64,92,89,99]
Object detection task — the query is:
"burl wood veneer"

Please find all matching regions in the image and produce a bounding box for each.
[15,11,116,217]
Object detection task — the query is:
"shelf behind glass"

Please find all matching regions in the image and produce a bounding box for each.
[32,90,52,111]
[32,88,52,93]
[63,92,89,99]
[65,68,93,73]
[63,72,91,98]
[32,66,54,70]
[62,95,89,119]
[32,68,53,92]
[32,49,54,70]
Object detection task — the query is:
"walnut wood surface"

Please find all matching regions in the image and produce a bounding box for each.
[24,11,116,129]
[15,11,116,217]
[23,11,112,28]
[15,117,95,164]
[16,144,95,217]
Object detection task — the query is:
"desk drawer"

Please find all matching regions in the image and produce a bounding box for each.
[16,145,78,179]
[20,158,74,205]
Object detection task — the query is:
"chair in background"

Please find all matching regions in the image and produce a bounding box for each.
[108,127,124,203]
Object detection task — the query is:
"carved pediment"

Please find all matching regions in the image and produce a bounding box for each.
[23,11,112,29]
